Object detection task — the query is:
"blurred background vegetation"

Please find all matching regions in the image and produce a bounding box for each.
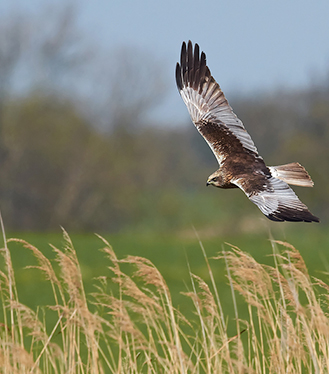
[0,4,327,235]
[1,4,329,353]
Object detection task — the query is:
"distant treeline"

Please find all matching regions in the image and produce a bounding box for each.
[0,87,328,232]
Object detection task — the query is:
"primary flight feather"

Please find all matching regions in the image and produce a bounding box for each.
[176,41,319,222]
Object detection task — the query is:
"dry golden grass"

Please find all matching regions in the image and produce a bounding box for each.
[0,228,329,373]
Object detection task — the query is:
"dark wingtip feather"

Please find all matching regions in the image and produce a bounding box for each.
[267,208,320,223]
[200,51,206,65]
[194,43,200,67]
[193,43,200,89]
[180,41,186,68]
[175,62,183,91]
[187,41,193,83]
[176,41,209,93]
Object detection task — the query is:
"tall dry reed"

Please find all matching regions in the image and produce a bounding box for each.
[0,229,328,373]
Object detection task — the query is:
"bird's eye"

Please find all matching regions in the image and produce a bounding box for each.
[212,177,218,182]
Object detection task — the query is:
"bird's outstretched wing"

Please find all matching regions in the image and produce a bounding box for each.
[176,40,259,166]
[233,176,320,222]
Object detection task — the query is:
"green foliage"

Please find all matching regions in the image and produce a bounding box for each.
[0,88,328,232]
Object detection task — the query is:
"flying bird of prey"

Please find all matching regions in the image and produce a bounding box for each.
[175,41,319,222]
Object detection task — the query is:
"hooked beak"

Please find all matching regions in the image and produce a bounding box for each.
[206,180,211,186]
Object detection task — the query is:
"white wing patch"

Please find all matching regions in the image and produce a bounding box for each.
[234,176,313,221]
[179,84,259,156]
[180,87,207,123]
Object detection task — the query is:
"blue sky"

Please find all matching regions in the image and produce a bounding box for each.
[2,0,329,122]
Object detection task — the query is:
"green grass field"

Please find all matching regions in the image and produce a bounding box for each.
[1,222,329,373]
[6,222,329,326]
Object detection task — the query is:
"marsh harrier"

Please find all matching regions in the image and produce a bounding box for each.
[176,41,319,222]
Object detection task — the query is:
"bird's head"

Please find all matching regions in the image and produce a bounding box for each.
[206,171,222,188]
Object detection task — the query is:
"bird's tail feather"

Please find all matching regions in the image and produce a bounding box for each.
[269,162,314,187]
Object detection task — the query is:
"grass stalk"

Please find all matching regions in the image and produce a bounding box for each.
[0,230,328,373]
